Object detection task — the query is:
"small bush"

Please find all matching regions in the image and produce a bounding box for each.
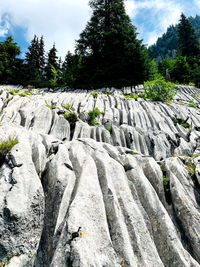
[143,76,176,102]
[46,104,56,109]
[90,91,98,99]
[105,125,112,132]
[187,163,195,177]
[188,99,196,108]
[8,89,19,95]
[19,91,32,97]
[88,107,100,126]
[62,103,72,110]
[180,122,191,129]
[27,85,34,92]
[0,137,18,158]
[124,94,138,100]
[64,112,78,126]
[163,176,170,186]
[0,257,8,267]
[104,90,111,96]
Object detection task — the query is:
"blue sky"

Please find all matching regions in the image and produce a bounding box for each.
[0,0,200,58]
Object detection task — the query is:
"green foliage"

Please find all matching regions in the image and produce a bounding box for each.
[0,36,20,83]
[105,124,112,132]
[7,89,19,95]
[46,104,56,109]
[104,90,111,96]
[173,118,191,128]
[27,85,34,92]
[64,112,78,126]
[0,257,8,267]
[0,137,18,157]
[49,65,58,87]
[177,13,200,57]
[19,91,32,97]
[88,107,101,126]
[75,0,150,88]
[188,99,196,108]
[62,103,72,110]
[187,163,195,177]
[163,176,170,186]
[143,76,176,102]
[90,91,98,98]
[124,94,138,100]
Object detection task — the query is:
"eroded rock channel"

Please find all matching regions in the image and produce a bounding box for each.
[0,85,200,266]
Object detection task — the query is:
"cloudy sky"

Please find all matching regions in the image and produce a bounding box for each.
[0,0,200,58]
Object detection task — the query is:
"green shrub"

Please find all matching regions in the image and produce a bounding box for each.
[27,85,34,92]
[124,94,138,100]
[64,112,78,126]
[88,107,100,126]
[0,257,8,267]
[187,163,195,177]
[180,122,191,128]
[49,65,58,87]
[143,76,176,102]
[8,89,19,95]
[62,103,72,110]
[19,91,32,97]
[163,176,170,186]
[0,137,18,157]
[90,91,98,98]
[188,99,196,108]
[105,125,112,132]
[188,82,195,86]
[104,90,111,96]
[46,104,56,109]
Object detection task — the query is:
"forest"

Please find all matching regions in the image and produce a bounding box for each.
[0,0,200,89]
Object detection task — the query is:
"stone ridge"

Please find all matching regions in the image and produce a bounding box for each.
[0,86,199,266]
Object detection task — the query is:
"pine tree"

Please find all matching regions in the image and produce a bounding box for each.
[45,44,59,80]
[0,36,20,83]
[39,36,45,77]
[75,0,150,88]
[177,13,200,57]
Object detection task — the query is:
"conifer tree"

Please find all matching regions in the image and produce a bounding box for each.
[75,0,150,88]
[0,36,20,83]
[45,44,59,80]
[25,35,40,80]
[177,13,200,57]
[39,36,45,77]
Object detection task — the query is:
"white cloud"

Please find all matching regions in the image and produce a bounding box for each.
[0,14,10,37]
[0,0,90,58]
[126,0,182,45]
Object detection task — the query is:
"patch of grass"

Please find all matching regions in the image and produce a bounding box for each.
[188,99,196,108]
[0,257,8,267]
[166,99,173,104]
[0,137,19,155]
[124,94,139,100]
[187,162,195,177]
[104,90,111,96]
[179,100,184,105]
[19,91,32,97]
[62,103,72,110]
[163,176,170,186]
[27,85,34,92]
[180,122,190,128]
[90,91,98,99]
[125,150,138,155]
[46,104,56,109]
[63,112,78,126]
[88,107,100,126]
[8,89,19,95]
[7,97,13,102]
[105,125,112,132]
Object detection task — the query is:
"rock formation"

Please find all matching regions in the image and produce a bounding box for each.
[0,85,200,266]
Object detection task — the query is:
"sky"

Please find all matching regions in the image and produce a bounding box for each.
[0,0,200,59]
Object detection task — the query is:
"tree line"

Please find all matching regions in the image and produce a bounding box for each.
[0,0,200,89]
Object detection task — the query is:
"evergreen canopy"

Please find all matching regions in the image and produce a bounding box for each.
[75,0,150,88]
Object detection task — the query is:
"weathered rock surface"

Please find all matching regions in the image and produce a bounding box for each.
[0,85,200,266]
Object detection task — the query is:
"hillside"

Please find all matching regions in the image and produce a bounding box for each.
[148,15,200,60]
[0,85,200,266]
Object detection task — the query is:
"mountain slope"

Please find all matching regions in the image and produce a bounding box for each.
[148,15,200,60]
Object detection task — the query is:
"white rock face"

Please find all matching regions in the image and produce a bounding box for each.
[0,86,200,266]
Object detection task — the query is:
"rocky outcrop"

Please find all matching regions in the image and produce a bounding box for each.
[0,85,200,266]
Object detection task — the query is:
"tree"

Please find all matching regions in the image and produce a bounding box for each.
[25,35,40,80]
[45,44,59,80]
[75,0,150,88]
[177,13,200,57]
[39,36,45,77]
[0,36,20,83]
